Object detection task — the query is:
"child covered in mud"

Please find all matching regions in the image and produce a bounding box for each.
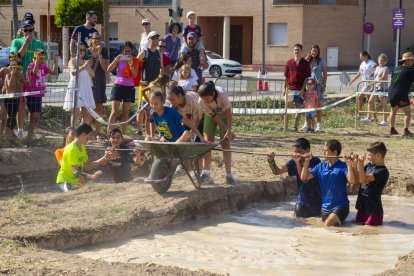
[267,138,322,218]
[56,123,117,192]
[106,128,143,183]
[301,139,358,226]
[354,141,389,226]
[2,52,30,146]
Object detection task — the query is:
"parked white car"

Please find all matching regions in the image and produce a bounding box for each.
[205,50,242,78]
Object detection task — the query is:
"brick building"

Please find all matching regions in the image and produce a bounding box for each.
[0,0,413,69]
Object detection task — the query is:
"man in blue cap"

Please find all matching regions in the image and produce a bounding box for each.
[16,12,39,39]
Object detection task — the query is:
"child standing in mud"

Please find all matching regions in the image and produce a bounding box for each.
[354,141,389,226]
[56,123,117,192]
[267,138,322,218]
[106,128,143,183]
[301,139,358,226]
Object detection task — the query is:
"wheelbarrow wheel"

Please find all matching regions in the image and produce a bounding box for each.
[148,158,173,194]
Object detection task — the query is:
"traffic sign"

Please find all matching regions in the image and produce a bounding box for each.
[392,8,405,29]
[363,22,375,34]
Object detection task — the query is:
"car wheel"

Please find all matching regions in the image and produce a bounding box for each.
[228,75,235,78]
[209,65,222,78]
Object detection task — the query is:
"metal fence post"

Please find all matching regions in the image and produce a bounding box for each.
[71,33,81,127]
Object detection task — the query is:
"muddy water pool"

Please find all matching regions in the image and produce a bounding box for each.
[71,195,414,275]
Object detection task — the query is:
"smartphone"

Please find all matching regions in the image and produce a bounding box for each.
[120,55,132,61]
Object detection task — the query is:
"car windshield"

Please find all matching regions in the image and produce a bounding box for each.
[206,52,223,59]
[0,48,10,56]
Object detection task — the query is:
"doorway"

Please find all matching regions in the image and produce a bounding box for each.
[230,25,243,63]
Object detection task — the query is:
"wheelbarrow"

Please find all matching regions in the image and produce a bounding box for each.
[139,141,217,194]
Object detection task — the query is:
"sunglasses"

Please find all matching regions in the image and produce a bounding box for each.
[150,37,159,40]
[142,23,150,26]
[188,37,196,41]
[158,45,166,49]
[23,29,34,33]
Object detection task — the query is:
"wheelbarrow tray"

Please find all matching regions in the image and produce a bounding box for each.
[139,141,216,159]
[139,141,216,194]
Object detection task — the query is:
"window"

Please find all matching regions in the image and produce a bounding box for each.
[108,22,118,41]
[268,23,288,46]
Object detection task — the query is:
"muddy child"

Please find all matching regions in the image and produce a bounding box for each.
[354,141,389,226]
[301,139,358,226]
[56,123,117,192]
[2,52,30,146]
[267,138,322,218]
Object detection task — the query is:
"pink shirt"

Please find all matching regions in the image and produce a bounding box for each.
[26,63,49,97]
[115,61,134,86]
[304,89,317,109]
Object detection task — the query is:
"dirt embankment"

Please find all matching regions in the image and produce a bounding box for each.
[0,133,413,275]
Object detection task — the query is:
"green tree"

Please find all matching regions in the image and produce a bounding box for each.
[54,0,103,27]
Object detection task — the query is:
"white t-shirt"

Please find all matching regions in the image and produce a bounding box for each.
[140,32,150,51]
[359,59,376,80]
[178,78,198,91]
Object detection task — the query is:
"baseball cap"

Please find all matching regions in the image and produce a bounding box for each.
[23,12,35,23]
[141,18,150,25]
[187,32,198,39]
[187,11,196,18]
[148,31,160,39]
[293,138,310,150]
[20,20,34,28]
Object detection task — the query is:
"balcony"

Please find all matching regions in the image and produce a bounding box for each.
[108,0,172,6]
[273,0,359,5]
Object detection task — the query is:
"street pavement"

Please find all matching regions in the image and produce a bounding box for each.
[45,70,357,106]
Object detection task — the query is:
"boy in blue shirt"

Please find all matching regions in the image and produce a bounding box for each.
[301,139,357,226]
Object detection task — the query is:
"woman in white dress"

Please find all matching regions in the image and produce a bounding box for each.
[64,44,95,126]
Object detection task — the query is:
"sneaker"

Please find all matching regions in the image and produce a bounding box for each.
[315,123,323,132]
[17,129,24,139]
[174,164,185,176]
[199,173,213,185]
[290,127,298,132]
[378,121,389,126]
[306,128,315,133]
[390,127,399,135]
[404,128,413,136]
[299,123,308,132]
[225,173,237,185]
[360,117,372,123]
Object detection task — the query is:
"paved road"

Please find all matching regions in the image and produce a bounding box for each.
[44,70,357,107]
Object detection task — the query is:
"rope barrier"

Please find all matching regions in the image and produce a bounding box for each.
[80,96,148,126]
[0,90,45,99]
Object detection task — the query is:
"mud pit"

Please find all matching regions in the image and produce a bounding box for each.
[0,132,414,275]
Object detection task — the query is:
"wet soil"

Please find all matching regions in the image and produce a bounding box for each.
[0,132,413,275]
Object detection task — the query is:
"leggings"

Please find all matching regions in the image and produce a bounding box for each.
[4,98,20,130]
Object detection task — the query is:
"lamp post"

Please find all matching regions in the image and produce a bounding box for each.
[261,0,265,75]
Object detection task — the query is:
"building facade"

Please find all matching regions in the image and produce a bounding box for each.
[0,0,413,68]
